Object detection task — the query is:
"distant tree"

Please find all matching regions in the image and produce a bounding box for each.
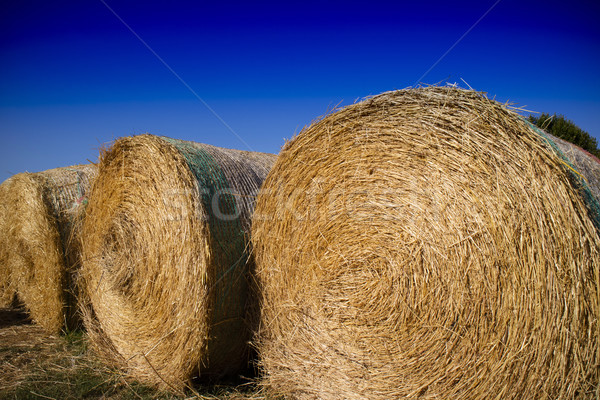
[528,113,600,158]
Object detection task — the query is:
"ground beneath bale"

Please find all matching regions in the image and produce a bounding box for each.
[0,308,264,400]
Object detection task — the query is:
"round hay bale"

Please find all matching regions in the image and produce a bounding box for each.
[252,87,600,399]
[0,177,17,308]
[4,164,97,333]
[80,134,276,391]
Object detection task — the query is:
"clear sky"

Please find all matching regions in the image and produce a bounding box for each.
[1,0,599,182]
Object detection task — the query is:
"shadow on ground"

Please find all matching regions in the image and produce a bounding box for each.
[0,307,30,328]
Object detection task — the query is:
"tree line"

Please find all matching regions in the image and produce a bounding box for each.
[528,113,600,158]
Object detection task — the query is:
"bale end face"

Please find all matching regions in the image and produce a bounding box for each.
[252,86,600,399]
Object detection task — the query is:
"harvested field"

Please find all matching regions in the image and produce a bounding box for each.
[0,307,262,399]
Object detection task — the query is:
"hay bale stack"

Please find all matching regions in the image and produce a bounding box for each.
[0,177,17,308]
[252,87,600,399]
[4,164,97,333]
[80,134,276,391]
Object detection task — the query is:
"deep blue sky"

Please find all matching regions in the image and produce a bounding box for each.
[1,0,599,182]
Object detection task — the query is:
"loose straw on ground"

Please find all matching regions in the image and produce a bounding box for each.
[80,134,276,392]
[252,86,600,399]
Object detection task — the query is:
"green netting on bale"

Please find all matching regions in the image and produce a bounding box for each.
[161,137,248,363]
[525,119,600,231]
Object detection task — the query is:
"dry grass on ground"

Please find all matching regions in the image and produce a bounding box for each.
[0,308,264,400]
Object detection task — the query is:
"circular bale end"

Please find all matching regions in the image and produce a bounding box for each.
[4,165,96,333]
[80,134,275,391]
[252,87,600,399]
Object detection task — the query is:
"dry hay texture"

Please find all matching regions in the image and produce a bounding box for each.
[0,177,17,307]
[252,86,600,399]
[1,165,97,333]
[80,134,276,392]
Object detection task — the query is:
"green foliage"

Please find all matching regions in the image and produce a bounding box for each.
[528,113,600,158]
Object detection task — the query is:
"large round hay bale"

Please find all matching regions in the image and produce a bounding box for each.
[80,134,276,391]
[3,165,97,333]
[252,87,600,399]
[0,177,17,308]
